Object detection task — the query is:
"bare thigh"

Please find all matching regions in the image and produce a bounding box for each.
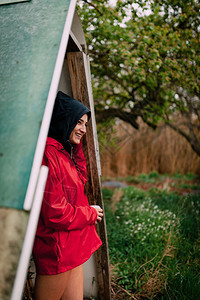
[34,265,83,300]
[61,265,83,300]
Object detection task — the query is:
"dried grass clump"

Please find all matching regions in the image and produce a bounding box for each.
[111,281,140,300]
[23,272,34,300]
[137,269,166,299]
[110,188,124,212]
[110,231,177,300]
[136,233,176,299]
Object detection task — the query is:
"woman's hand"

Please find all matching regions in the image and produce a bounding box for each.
[90,205,103,224]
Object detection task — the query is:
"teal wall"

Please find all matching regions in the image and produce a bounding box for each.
[0,0,71,209]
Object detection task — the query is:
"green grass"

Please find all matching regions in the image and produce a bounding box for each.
[103,172,200,187]
[103,178,200,299]
[122,171,164,184]
[172,172,199,181]
[177,183,200,190]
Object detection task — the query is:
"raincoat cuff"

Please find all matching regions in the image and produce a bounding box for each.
[90,207,98,223]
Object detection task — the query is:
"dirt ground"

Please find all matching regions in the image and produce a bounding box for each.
[102,177,200,195]
[130,178,200,195]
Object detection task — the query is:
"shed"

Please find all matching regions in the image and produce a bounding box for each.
[0,1,110,299]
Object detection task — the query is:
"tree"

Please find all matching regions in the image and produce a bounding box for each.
[77,0,200,156]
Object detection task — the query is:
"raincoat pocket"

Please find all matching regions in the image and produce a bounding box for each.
[56,230,69,262]
[62,185,77,205]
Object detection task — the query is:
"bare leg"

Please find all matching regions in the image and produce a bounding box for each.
[61,265,83,300]
[34,271,70,300]
[34,265,83,300]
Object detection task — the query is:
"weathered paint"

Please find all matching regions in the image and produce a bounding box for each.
[11,166,48,300]
[0,0,72,209]
[0,208,28,300]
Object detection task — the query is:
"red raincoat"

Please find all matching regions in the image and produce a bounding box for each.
[33,137,102,275]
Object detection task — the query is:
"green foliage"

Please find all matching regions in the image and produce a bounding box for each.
[78,0,200,108]
[137,171,163,183]
[117,171,163,184]
[103,183,200,298]
[77,0,200,156]
[112,172,199,186]
[184,172,199,181]
[148,170,160,178]
[101,187,114,200]
[96,119,118,151]
[172,172,186,180]
[178,183,200,190]
[172,172,199,181]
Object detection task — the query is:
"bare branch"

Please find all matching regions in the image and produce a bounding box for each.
[95,108,139,129]
[82,0,103,15]
[166,121,200,156]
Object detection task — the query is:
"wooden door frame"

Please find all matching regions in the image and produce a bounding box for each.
[67,51,111,300]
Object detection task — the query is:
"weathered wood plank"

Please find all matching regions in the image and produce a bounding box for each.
[67,51,111,300]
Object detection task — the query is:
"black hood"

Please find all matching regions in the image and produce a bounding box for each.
[48,91,91,150]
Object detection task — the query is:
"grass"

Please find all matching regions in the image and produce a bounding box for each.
[176,183,200,190]
[103,171,164,184]
[172,172,198,181]
[103,173,200,299]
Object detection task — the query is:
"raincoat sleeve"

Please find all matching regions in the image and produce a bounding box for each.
[41,148,98,231]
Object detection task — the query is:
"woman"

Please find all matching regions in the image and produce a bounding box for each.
[33,91,103,300]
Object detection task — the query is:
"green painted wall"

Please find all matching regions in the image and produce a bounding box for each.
[0,0,71,209]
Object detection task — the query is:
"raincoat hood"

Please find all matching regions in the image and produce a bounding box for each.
[48,91,91,150]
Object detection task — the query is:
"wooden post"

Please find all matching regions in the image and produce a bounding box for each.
[67,52,111,300]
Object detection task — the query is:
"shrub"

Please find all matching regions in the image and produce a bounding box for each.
[148,171,160,178]
[184,173,198,180]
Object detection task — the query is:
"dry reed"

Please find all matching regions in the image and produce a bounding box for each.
[100,118,200,177]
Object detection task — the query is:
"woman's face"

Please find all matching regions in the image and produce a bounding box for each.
[70,114,88,144]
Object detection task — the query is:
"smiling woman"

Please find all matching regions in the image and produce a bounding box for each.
[70,114,88,145]
[32,91,103,300]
